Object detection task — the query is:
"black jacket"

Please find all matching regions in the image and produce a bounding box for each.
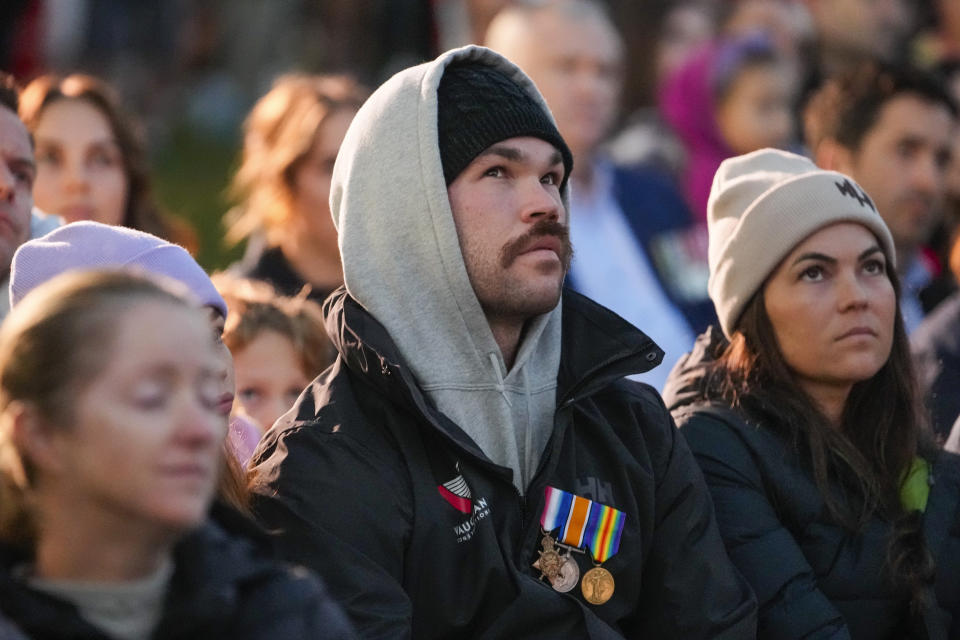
[664,327,960,640]
[0,520,357,639]
[235,244,335,304]
[249,289,756,639]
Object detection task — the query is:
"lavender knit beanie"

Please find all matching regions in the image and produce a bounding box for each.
[10,221,227,317]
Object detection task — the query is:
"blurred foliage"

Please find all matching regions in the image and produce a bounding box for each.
[152,124,246,271]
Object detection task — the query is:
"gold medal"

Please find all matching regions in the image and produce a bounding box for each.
[532,535,562,582]
[551,553,580,593]
[581,566,615,605]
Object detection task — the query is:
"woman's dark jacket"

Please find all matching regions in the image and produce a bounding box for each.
[235,243,334,304]
[0,517,357,639]
[663,327,960,640]
[248,289,757,639]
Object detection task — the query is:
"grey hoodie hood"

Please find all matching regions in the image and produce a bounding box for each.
[330,46,567,493]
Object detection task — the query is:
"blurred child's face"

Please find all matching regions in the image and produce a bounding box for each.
[233,330,311,431]
[716,62,795,156]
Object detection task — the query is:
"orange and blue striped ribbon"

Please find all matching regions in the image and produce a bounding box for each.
[540,486,625,562]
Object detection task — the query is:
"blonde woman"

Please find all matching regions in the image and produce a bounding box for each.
[227,74,366,302]
[0,271,356,639]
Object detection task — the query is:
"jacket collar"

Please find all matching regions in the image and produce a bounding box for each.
[323,287,663,427]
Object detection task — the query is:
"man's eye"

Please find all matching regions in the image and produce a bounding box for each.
[484,167,505,178]
[541,172,560,185]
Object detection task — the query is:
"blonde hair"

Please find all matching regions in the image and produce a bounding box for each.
[225,74,366,245]
[213,273,333,377]
[0,270,196,547]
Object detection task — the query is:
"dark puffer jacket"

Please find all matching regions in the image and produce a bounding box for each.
[0,518,357,639]
[664,327,960,640]
[249,289,757,639]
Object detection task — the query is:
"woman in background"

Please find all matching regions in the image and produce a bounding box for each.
[664,148,960,638]
[226,74,366,302]
[0,270,355,639]
[19,74,194,249]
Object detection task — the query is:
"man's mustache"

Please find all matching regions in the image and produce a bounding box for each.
[499,220,573,270]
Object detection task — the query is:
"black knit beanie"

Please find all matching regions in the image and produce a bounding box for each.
[437,61,573,187]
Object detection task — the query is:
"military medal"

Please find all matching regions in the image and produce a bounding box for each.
[532,534,562,582]
[551,553,580,593]
[538,486,626,606]
[581,566,615,604]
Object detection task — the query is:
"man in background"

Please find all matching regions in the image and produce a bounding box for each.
[0,73,59,321]
[804,61,957,332]
[485,0,715,389]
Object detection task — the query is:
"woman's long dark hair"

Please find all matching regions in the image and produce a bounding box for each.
[700,266,936,611]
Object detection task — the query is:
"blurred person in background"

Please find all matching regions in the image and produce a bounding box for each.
[660,32,798,221]
[798,0,914,116]
[606,0,716,177]
[18,74,194,251]
[913,244,960,440]
[803,0,911,74]
[485,0,715,390]
[804,61,958,332]
[0,72,59,323]
[213,274,332,433]
[226,74,366,304]
[0,270,356,639]
[610,0,811,177]
[911,60,960,440]
[7,222,261,494]
[665,149,960,639]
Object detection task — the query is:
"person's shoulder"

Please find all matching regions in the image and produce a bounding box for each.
[674,403,775,458]
[587,378,679,466]
[249,358,413,497]
[913,291,960,353]
[172,522,358,639]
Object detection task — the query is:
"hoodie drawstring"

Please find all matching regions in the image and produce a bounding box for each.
[522,366,535,484]
[489,352,513,407]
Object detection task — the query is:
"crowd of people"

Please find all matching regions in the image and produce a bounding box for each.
[2,0,960,638]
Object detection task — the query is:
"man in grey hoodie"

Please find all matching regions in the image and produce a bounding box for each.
[250,45,756,639]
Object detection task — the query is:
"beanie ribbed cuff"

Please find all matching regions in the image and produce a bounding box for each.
[437,62,573,186]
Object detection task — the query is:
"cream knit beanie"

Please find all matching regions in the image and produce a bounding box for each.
[707,148,896,338]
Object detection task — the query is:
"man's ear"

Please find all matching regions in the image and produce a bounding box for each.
[8,400,65,482]
[813,137,856,175]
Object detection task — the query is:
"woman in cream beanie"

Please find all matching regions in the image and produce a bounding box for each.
[663,148,960,638]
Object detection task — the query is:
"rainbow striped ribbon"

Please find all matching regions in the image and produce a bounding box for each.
[540,486,626,563]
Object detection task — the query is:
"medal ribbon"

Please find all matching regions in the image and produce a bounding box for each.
[540,486,625,562]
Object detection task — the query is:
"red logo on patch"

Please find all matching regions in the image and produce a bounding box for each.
[438,474,472,514]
